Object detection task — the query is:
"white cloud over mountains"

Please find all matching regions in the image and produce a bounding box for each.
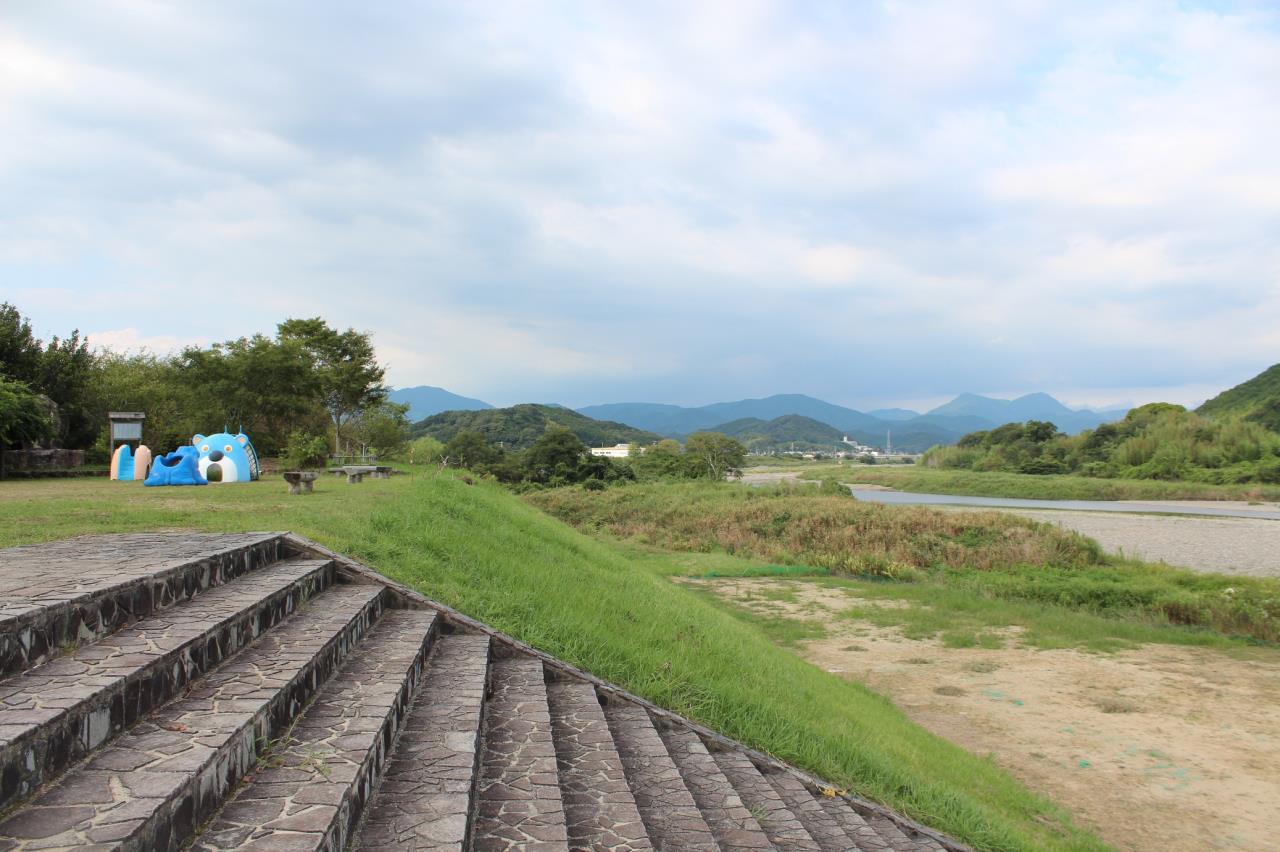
[2,1,1278,408]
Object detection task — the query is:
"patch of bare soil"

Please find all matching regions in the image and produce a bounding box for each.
[694,578,1280,852]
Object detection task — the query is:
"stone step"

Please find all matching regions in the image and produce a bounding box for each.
[602,700,716,852]
[355,632,491,851]
[815,795,891,850]
[0,556,334,811]
[472,655,569,851]
[763,768,855,852]
[864,812,918,851]
[0,532,285,679]
[191,609,438,851]
[546,679,652,851]
[653,722,771,850]
[710,748,822,851]
[0,583,386,851]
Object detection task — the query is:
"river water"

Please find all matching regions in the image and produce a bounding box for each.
[847,488,1280,521]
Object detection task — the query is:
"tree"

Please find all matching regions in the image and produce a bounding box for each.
[0,304,98,448]
[684,432,747,480]
[0,377,54,449]
[630,439,686,479]
[524,427,588,483]
[441,430,499,469]
[177,335,322,455]
[352,401,411,459]
[277,318,386,452]
[0,303,43,386]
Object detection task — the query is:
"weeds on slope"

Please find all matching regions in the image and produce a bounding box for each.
[529,481,1280,644]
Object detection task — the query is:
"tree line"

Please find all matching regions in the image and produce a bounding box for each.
[410,430,748,488]
[923,403,1280,483]
[0,302,402,462]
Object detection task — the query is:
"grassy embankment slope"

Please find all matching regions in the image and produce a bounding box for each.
[529,481,1280,645]
[795,463,1280,502]
[1,473,1105,851]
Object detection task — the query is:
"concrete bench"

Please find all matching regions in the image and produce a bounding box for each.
[282,471,319,494]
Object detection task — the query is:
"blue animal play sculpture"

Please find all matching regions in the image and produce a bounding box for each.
[144,446,206,487]
[193,431,261,483]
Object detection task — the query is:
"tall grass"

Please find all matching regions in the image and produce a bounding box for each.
[529,481,1280,644]
[0,473,1106,850]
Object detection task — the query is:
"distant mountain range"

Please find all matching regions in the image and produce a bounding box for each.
[390,384,1136,453]
[388,385,493,422]
[579,393,1131,453]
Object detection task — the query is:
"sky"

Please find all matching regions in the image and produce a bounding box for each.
[3,1,1278,412]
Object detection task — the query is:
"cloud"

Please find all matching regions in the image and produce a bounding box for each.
[2,1,1278,410]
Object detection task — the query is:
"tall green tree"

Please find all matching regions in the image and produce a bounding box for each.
[684,432,747,480]
[0,303,43,385]
[352,401,411,459]
[277,318,386,452]
[177,335,322,454]
[0,377,54,449]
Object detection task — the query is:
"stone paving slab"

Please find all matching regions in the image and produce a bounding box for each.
[0,533,283,677]
[473,655,569,851]
[654,722,771,850]
[816,795,890,851]
[192,609,436,851]
[356,632,490,851]
[0,557,333,810]
[710,748,821,851]
[603,701,716,852]
[0,583,385,851]
[547,679,652,852]
[764,768,854,852]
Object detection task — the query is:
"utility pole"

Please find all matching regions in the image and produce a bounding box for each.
[887,429,892,455]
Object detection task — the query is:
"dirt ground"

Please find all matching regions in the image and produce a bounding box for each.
[692,577,1280,852]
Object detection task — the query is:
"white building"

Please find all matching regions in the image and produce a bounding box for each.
[589,443,632,458]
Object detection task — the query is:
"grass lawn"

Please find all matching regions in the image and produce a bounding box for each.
[0,472,1109,851]
[788,464,1280,502]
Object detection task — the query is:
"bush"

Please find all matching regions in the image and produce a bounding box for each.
[281,431,329,470]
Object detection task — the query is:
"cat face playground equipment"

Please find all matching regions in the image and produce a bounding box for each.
[193,432,261,483]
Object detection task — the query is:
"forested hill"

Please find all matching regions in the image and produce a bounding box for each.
[1198,364,1280,432]
[410,404,660,450]
[711,415,844,451]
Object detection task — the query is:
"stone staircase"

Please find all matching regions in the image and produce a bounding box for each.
[0,533,963,851]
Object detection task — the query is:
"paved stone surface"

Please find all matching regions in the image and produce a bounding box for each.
[816,795,890,850]
[473,655,569,851]
[865,812,918,851]
[547,679,652,851]
[711,748,821,851]
[0,533,963,852]
[603,701,716,852]
[357,633,490,851]
[764,768,852,852]
[0,557,332,810]
[654,722,771,850]
[193,609,436,851]
[0,583,384,851]
[0,532,282,677]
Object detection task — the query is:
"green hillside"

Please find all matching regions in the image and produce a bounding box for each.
[712,414,846,451]
[2,474,1106,850]
[410,403,660,449]
[1198,364,1280,432]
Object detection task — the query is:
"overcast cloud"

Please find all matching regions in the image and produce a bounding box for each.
[3,1,1278,410]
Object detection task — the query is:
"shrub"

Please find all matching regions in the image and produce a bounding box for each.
[281,431,329,470]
